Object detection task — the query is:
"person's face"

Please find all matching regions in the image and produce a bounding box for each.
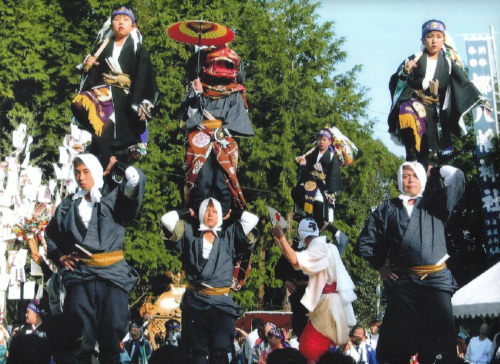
[259,324,274,340]
[26,308,38,325]
[317,135,332,152]
[168,326,180,336]
[479,323,489,335]
[267,334,280,348]
[130,327,141,340]
[402,166,421,197]
[111,14,136,39]
[352,328,365,345]
[422,31,444,56]
[203,202,218,229]
[74,163,95,191]
[370,324,379,335]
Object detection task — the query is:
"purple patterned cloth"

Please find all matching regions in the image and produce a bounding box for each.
[399,99,427,143]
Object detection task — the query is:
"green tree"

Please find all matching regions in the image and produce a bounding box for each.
[0,0,406,325]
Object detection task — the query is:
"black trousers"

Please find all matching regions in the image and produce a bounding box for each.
[182,304,235,364]
[376,282,456,364]
[64,279,130,364]
[289,287,309,340]
[190,153,232,216]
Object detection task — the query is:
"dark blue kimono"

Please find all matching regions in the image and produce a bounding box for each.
[355,167,465,364]
[46,170,146,364]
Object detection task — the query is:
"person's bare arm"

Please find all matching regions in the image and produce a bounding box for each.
[272,226,298,267]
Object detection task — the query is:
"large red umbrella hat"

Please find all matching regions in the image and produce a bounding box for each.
[167,20,235,46]
[167,20,236,78]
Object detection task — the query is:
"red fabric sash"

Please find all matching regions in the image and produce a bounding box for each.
[322,282,337,294]
[184,128,247,210]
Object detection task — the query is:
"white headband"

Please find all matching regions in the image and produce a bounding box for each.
[398,161,427,197]
[198,198,223,236]
[72,154,104,203]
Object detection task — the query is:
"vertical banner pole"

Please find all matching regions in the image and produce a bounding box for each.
[466,36,500,267]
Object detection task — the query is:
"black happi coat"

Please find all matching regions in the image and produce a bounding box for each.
[297,148,343,195]
[46,171,146,292]
[16,322,47,338]
[81,36,158,147]
[165,219,253,318]
[388,51,481,149]
[355,168,465,293]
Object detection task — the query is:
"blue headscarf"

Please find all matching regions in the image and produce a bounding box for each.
[316,128,335,153]
[28,299,47,316]
[422,20,446,38]
[111,6,136,24]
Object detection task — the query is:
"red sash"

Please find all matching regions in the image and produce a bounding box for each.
[322,282,337,294]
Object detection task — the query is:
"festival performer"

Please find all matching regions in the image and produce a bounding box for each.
[161,198,258,364]
[179,45,254,216]
[355,162,464,364]
[72,5,158,167]
[292,127,351,250]
[16,299,48,338]
[275,231,349,343]
[46,154,146,364]
[388,19,487,169]
[272,218,357,363]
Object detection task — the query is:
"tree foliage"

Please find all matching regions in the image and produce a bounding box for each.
[2,0,458,327]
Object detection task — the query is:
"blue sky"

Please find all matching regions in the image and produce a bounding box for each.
[316,0,500,157]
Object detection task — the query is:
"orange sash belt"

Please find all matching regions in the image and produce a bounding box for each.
[80,250,124,267]
[187,281,231,296]
[398,262,446,276]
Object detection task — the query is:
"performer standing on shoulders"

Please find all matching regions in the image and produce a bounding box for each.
[355,162,464,364]
[72,5,158,167]
[388,20,487,169]
[161,198,258,364]
[292,128,349,251]
[46,154,146,364]
[179,46,254,216]
[272,218,356,363]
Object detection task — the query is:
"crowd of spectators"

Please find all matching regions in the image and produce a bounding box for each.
[1,288,499,364]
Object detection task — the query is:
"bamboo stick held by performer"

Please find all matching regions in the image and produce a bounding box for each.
[291,127,357,253]
[83,38,109,72]
[388,19,489,170]
[71,6,158,169]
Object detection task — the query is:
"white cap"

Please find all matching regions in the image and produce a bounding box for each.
[297,218,320,243]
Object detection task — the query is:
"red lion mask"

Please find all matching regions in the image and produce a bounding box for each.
[202,45,239,81]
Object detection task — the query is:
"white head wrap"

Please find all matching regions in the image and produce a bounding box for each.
[297,218,320,244]
[198,198,223,236]
[397,161,426,198]
[72,154,104,203]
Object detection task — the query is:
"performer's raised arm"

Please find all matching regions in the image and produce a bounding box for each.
[355,160,461,363]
